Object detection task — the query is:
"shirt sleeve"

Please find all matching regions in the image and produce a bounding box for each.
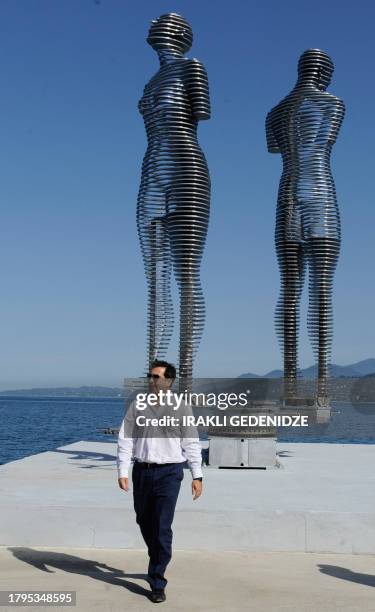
[116,400,137,478]
[179,402,203,479]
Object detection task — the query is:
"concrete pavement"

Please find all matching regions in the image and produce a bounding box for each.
[0,547,374,611]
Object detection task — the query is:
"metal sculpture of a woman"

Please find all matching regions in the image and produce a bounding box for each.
[266,49,345,404]
[137,13,211,389]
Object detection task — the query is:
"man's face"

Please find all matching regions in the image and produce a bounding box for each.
[148,366,173,394]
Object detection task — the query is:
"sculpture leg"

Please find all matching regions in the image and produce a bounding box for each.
[306,237,340,401]
[167,199,209,392]
[275,239,307,399]
[137,182,174,373]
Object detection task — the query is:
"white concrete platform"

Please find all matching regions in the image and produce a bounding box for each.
[0,441,374,553]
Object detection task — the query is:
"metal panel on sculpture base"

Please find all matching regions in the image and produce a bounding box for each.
[208,437,278,468]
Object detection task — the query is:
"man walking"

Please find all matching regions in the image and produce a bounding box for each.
[117,360,203,603]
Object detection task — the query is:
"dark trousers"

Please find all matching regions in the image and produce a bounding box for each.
[132,461,184,591]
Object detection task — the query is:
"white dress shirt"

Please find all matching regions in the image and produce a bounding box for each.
[116,397,203,479]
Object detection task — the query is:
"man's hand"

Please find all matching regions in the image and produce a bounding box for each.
[192,479,202,500]
[118,477,129,492]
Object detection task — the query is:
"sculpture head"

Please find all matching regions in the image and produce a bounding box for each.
[147,13,193,55]
[297,49,334,91]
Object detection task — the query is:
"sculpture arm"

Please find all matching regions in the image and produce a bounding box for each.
[327,98,345,145]
[266,112,280,153]
[183,58,211,121]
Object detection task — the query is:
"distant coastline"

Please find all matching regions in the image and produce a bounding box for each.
[0,386,124,398]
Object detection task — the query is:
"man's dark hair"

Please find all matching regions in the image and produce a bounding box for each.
[150,360,176,380]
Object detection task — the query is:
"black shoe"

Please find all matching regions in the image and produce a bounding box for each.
[150,589,166,603]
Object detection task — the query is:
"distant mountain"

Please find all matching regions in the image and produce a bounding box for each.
[238,371,261,378]
[264,369,284,378]
[0,386,124,397]
[239,359,375,379]
[349,359,375,376]
[239,369,283,378]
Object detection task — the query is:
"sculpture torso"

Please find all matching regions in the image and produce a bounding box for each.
[139,60,197,137]
[138,58,210,191]
[138,58,208,182]
[266,87,345,241]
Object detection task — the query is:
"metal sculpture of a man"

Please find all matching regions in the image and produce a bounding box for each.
[266,49,345,404]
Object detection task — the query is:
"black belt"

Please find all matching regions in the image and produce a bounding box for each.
[134,460,179,469]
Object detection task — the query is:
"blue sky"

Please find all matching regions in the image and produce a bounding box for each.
[1,0,374,389]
